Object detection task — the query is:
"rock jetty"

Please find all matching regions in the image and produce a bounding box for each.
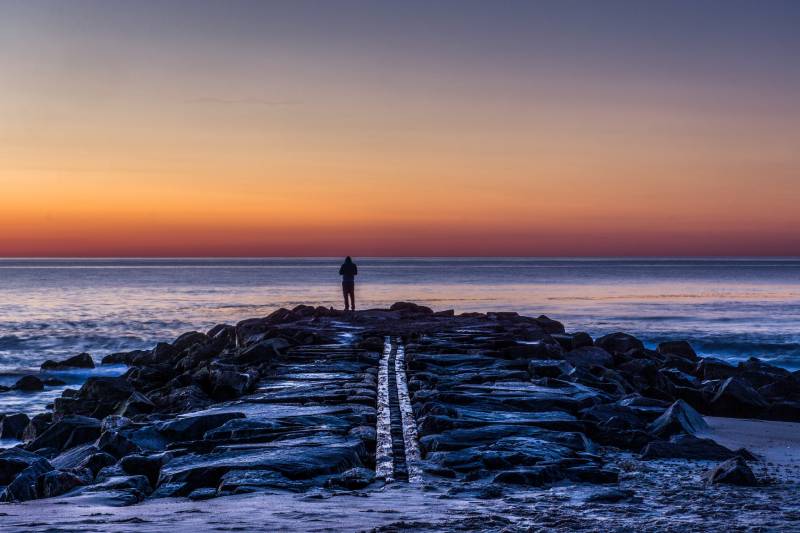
[2,302,797,505]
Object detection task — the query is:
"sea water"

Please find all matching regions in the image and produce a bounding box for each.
[1,257,798,412]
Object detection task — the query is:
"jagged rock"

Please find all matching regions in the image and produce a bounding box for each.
[325,467,376,489]
[101,349,149,365]
[78,451,118,475]
[706,457,757,486]
[587,488,636,503]
[96,430,141,458]
[22,413,53,441]
[534,315,565,334]
[390,301,434,315]
[564,346,613,368]
[0,412,30,439]
[0,448,52,484]
[657,341,698,361]
[13,375,44,391]
[77,376,134,403]
[173,331,209,353]
[50,444,98,470]
[235,338,289,365]
[564,466,619,484]
[120,454,162,486]
[41,353,95,370]
[115,391,155,417]
[156,411,245,441]
[648,400,709,438]
[696,357,739,380]
[596,333,644,355]
[209,369,258,400]
[492,465,563,486]
[26,415,101,452]
[85,474,152,495]
[37,470,85,498]
[710,377,768,418]
[641,434,742,460]
[1,461,53,501]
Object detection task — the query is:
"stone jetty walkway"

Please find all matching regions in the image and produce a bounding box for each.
[2,302,800,531]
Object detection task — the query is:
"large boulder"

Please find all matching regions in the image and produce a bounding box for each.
[41,353,95,370]
[26,416,101,452]
[0,455,54,502]
[709,377,768,418]
[0,448,52,485]
[120,454,163,487]
[13,375,44,391]
[234,338,289,366]
[695,358,739,380]
[156,412,246,442]
[706,457,757,486]
[77,377,134,403]
[641,434,743,460]
[647,400,709,438]
[22,413,53,442]
[0,412,30,439]
[37,470,86,498]
[657,341,698,361]
[209,369,258,400]
[115,391,156,417]
[596,333,644,355]
[96,430,141,458]
[564,346,613,368]
[389,302,434,315]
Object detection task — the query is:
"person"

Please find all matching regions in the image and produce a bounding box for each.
[339,256,358,311]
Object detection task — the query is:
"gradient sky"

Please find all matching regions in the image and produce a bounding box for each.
[1,0,799,256]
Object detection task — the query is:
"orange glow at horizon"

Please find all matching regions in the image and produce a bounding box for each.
[1,3,799,257]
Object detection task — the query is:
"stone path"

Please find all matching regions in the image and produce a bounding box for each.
[376,337,422,483]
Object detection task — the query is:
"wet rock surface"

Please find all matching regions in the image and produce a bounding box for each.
[1,303,799,531]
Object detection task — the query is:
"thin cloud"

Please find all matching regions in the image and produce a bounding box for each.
[185,97,301,106]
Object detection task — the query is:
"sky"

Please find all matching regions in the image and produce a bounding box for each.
[1,0,799,257]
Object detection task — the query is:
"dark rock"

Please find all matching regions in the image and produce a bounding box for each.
[0,448,52,485]
[596,333,644,355]
[188,487,218,500]
[101,349,149,365]
[325,467,376,489]
[0,412,30,439]
[120,454,162,487]
[587,488,636,504]
[492,465,563,486]
[534,315,565,334]
[657,341,698,361]
[77,376,135,404]
[78,452,117,475]
[37,469,85,498]
[115,391,155,417]
[96,430,140,458]
[41,353,95,370]
[13,375,44,391]
[234,338,289,365]
[209,369,258,400]
[696,358,739,380]
[564,466,619,484]
[0,458,54,502]
[22,413,53,441]
[648,400,709,438]
[26,415,101,452]
[641,434,741,460]
[217,470,310,494]
[50,444,98,470]
[710,377,768,418]
[564,346,613,368]
[706,456,757,486]
[156,411,245,442]
[390,301,434,315]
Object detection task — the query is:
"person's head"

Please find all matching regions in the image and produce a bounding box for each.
[344,256,353,264]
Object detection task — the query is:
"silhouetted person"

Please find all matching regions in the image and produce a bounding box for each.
[339,256,358,311]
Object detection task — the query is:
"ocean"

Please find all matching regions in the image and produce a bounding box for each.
[1,257,799,413]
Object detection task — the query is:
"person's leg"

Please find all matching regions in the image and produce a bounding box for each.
[342,283,350,310]
[349,284,356,311]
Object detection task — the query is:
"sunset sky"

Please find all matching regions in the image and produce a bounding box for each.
[1,0,799,256]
